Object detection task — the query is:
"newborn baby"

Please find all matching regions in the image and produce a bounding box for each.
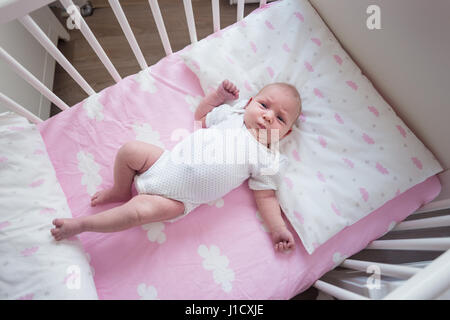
[51,80,302,252]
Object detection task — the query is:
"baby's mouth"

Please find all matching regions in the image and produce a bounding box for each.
[257,123,266,130]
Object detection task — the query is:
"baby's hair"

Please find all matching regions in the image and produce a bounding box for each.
[259,82,302,120]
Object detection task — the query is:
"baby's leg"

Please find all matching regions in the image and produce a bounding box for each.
[91,141,164,206]
[51,194,184,240]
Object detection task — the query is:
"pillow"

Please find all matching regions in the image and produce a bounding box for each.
[0,112,98,299]
[178,0,443,254]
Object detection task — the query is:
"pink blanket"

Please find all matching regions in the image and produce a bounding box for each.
[37,54,441,299]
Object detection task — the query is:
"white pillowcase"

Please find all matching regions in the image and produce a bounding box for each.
[0,112,98,299]
[178,0,443,254]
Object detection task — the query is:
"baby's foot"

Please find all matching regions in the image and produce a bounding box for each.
[51,218,83,241]
[217,79,240,101]
[91,188,130,207]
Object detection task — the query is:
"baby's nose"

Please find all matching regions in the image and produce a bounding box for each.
[263,110,274,122]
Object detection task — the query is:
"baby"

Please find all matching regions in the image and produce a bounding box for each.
[51,80,302,252]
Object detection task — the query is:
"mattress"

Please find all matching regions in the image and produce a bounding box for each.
[37,53,441,299]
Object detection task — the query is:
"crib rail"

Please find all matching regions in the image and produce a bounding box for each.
[109,0,148,69]
[183,0,197,44]
[0,0,267,123]
[148,0,173,56]
[18,13,96,96]
[314,202,450,300]
[383,249,450,299]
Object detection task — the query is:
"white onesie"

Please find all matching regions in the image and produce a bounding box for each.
[134,99,287,216]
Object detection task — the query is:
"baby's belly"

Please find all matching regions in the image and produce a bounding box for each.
[170,162,250,203]
[136,151,250,204]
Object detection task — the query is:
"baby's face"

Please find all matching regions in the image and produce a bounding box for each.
[243,85,300,145]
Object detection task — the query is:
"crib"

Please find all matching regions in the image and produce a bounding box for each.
[1,0,449,300]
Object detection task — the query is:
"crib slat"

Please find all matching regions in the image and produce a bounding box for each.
[183,0,197,44]
[148,0,172,56]
[260,0,267,6]
[0,47,70,112]
[59,0,122,83]
[108,0,148,70]
[18,15,95,96]
[366,237,450,251]
[237,0,245,21]
[341,259,420,279]
[383,249,450,299]
[313,280,370,300]
[393,215,450,231]
[0,92,43,124]
[211,0,220,32]
[413,199,450,215]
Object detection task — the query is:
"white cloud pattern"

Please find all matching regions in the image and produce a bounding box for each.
[198,244,234,293]
[135,70,157,94]
[387,221,397,232]
[77,150,102,196]
[332,252,348,268]
[380,221,398,237]
[132,123,165,149]
[184,94,203,113]
[142,222,166,244]
[207,198,224,208]
[137,283,158,300]
[83,93,104,121]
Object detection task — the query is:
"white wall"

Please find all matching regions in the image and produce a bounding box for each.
[0,5,67,120]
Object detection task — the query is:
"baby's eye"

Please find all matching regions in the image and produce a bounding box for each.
[277,116,285,123]
[260,103,267,109]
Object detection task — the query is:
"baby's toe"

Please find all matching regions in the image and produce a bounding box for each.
[91,193,101,206]
[52,218,63,227]
[51,228,60,240]
[91,193,99,204]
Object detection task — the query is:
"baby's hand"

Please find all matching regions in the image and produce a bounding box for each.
[217,79,240,101]
[271,226,295,253]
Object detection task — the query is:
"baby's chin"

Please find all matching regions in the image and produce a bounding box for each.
[250,129,283,145]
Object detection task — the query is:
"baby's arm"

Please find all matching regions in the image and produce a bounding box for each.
[253,189,295,252]
[194,80,239,127]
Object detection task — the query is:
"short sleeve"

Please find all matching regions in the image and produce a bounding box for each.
[205,99,248,128]
[248,154,289,191]
[248,174,278,191]
[205,104,233,128]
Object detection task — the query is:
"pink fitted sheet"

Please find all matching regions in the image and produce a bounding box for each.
[37,53,441,299]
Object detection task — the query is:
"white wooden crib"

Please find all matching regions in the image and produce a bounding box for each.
[0,0,449,300]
